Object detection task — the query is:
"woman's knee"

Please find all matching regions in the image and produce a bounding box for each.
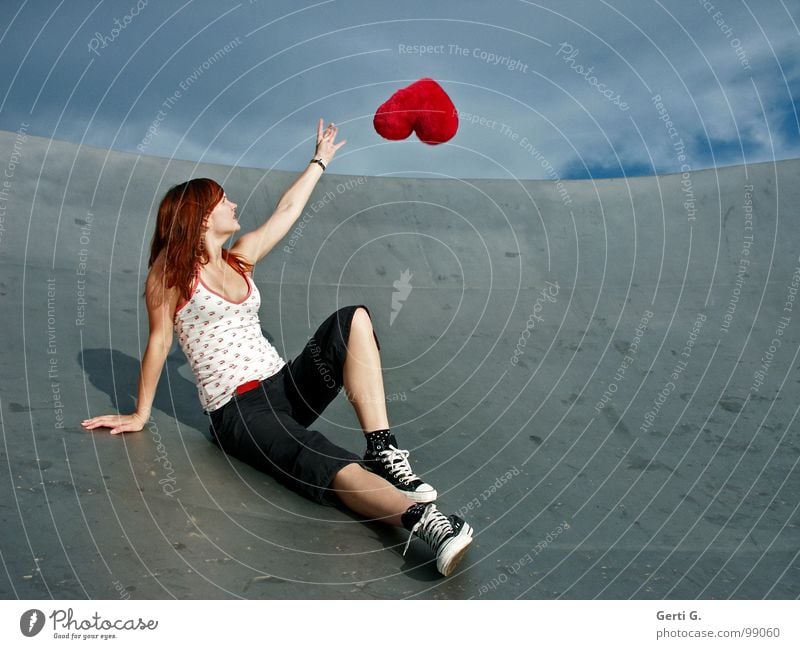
[347,306,380,349]
[351,307,373,334]
[331,462,365,489]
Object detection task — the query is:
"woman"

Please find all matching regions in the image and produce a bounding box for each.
[81,119,473,577]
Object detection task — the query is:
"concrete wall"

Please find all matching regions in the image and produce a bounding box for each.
[1,129,798,598]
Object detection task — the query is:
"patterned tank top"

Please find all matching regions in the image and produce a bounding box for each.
[173,261,286,413]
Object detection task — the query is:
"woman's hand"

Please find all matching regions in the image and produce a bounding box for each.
[81,412,148,435]
[314,118,346,166]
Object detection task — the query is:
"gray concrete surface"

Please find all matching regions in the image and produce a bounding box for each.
[0,128,798,599]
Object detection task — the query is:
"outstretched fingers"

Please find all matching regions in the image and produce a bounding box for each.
[81,414,144,435]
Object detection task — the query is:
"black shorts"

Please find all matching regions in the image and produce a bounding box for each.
[207,305,381,505]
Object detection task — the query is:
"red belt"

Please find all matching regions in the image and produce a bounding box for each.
[235,379,261,396]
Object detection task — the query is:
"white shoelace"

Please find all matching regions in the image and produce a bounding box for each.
[378,445,420,485]
[403,504,452,556]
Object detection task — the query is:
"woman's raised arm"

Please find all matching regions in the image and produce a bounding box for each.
[230,118,346,265]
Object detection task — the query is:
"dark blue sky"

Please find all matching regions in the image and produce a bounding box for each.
[1,0,797,180]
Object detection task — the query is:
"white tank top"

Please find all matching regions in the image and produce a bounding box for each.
[173,262,286,413]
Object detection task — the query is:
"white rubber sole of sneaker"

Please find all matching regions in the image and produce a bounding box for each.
[401,486,438,503]
[437,523,474,577]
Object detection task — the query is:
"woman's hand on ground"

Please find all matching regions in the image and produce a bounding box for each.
[81,412,148,435]
[314,118,346,166]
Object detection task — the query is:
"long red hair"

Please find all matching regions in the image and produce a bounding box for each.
[145,178,253,305]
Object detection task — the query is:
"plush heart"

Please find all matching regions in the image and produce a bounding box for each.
[373,78,458,145]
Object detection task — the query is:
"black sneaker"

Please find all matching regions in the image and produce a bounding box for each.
[364,444,437,503]
[403,503,473,577]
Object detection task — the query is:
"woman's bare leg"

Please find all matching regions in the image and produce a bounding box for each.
[331,463,416,526]
[343,307,390,432]
[340,307,436,502]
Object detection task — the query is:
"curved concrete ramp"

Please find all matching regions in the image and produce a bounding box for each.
[1,129,798,599]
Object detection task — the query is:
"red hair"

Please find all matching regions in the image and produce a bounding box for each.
[145,178,253,305]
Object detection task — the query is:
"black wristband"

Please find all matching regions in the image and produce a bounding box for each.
[309,158,326,171]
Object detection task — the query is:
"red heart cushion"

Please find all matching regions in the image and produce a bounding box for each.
[374,78,458,145]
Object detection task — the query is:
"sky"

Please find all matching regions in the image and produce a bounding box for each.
[0,0,798,180]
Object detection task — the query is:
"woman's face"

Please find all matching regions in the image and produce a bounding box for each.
[204,192,239,236]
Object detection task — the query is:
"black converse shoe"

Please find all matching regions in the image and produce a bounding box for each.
[364,444,437,503]
[403,503,473,577]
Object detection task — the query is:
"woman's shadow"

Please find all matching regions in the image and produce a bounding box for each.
[78,346,207,436]
[77,326,281,441]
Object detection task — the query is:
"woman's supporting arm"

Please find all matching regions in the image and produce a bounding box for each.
[82,255,178,434]
[132,330,171,422]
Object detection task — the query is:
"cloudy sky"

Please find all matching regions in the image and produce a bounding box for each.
[0,0,797,179]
